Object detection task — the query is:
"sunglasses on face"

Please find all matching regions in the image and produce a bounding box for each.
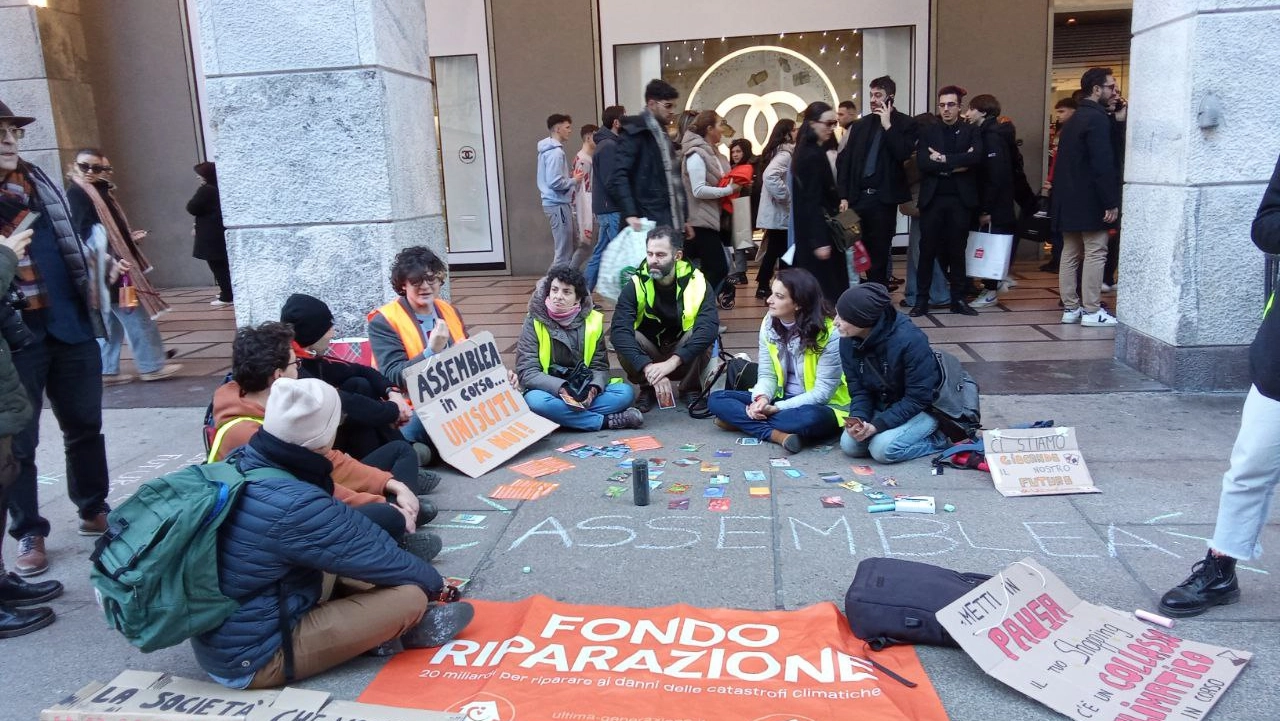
[0,126,25,141]
[408,274,445,288]
[77,161,113,174]
[816,120,838,127]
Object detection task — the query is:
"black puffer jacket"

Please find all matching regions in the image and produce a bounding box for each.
[1251,155,1280,401]
[606,111,685,227]
[191,438,441,681]
[24,161,105,337]
[840,308,941,432]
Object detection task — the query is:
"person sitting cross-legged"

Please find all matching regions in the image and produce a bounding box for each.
[707,268,848,453]
[193,377,474,689]
[516,265,642,431]
[835,283,951,464]
[608,226,719,411]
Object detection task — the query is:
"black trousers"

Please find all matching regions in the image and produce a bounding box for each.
[206,258,233,302]
[362,440,421,492]
[917,194,973,304]
[755,229,789,291]
[356,502,406,543]
[688,225,728,293]
[857,201,898,286]
[8,337,108,539]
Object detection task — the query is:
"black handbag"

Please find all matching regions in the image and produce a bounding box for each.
[688,349,758,419]
[1017,194,1051,242]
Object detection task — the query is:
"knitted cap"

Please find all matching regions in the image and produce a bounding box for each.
[836,283,892,328]
[262,377,342,451]
[280,293,335,347]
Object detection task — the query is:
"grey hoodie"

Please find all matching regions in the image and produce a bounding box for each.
[537,137,573,206]
[515,279,610,394]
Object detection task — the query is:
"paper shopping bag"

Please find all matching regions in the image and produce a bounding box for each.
[964,229,1013,280]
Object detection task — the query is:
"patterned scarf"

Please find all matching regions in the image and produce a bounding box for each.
[0,168,47,309]
[644,110,685,229]
[69,177,168,319]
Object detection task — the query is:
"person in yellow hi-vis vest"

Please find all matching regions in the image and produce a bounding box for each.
[515,266,642,431]
[707,268,848,454]
[608,226,719,411]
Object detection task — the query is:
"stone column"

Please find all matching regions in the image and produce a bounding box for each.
[1115,0,1280,390]
[0,0,98,176]
[193,0,444,333]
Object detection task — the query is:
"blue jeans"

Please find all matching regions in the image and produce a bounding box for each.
[840,410,949,464]
[904,217,950,307]
[99,305,166,374]
[1211,386,1280,560]
[525,383,635,431]
[707,390,839,442]
[400,412,429,445]
[584,212,621,291]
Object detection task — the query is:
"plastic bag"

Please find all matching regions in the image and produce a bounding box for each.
[596,218,654,301]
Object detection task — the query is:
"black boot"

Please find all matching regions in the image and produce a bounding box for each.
[0,604,55,639]
[416,469,441,494]
[1159,551,1240,618]
[415,497,438,526]
[402,601,475,648]
[0,572,63,607]
[950,300,979,316]
[908,305,928,318]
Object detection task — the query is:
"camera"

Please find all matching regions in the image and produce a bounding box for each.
[551,362,595,402]
[0,281,34,351]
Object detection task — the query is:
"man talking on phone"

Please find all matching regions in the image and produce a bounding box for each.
[0,100,110,577]
[836,76,917,287]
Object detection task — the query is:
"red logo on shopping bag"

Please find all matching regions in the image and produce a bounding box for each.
[974,248,985,259]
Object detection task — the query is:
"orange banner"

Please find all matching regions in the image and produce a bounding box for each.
[360,596,949,721]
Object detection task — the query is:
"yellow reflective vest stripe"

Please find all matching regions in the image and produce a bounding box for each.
[631,261,706,332]
[206,416,262,464]
[764,319,851,424]
[533,310,604,372]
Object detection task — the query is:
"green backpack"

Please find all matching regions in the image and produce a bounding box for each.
[89,462,281,652]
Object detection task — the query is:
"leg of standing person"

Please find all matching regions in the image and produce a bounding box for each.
[913,206,946,313]
[112,306,167,375]
[859,203,896,286]
[585,212,621,291]
[692,226,728,293]
[98,310,125,377]
[546,204,574,269]
[1079,230,1109,315]
[207,257,233,302]
[1103,228,1120,289]
[940,198,974,309]
[44,339,110,527]
[7,341,51,556]
[755,229,788,297]
[1058,231,1085,318]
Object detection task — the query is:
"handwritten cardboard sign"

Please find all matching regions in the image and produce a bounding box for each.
[403,332,557,478]
[984,427,1100,497]
[937,558,1251,721]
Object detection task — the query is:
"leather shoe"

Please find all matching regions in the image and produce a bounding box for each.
[79,511,109,536]
[950,301,979,316]
[0,604,55,639]
[908,305,928,318]
[416,469,441,494]
[402,601,475,648]
[14,535,47,577]
[0,572,63,606]
[1159,551,1240,618]
[415,496,438,526]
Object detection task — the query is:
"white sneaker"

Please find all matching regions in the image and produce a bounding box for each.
[1081,309,1118,327]
[210,299,233,307]
[1101,282,1117,293]
[1061,308,1082,324]
[1000,275,1018,290]
[970,290,999,308]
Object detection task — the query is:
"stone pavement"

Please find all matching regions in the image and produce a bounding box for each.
[4,391,1277,721]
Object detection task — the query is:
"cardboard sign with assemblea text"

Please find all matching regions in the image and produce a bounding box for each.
[985,427,1100,497]
[404,331,557,477]
[937,558,1251,721]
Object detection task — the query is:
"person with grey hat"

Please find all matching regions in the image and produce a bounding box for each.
[193,377,474,689]
[834,283,951,463]
[0,99,111,577]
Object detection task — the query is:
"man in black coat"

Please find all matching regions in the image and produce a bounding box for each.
[966,94,1020,309]
[584,105,625,292]
[606,79,690,239]
[1051,67,1121,328]
[837,75,917,287]
[1158,154,1280,619]
[911,86,983,317]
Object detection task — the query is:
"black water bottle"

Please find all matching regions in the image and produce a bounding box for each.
[632,458,650,506]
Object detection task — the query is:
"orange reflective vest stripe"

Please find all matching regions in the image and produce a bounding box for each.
[366,298,466,370]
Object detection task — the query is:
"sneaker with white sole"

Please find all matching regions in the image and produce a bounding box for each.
[138,364,182,381]
[1081,309,1118,327]
[1101,282,1117,293]
[970,290,999,308]
[1061,308,1083,324]
[999,276,1018,290]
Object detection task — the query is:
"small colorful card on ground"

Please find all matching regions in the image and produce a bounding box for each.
[769,457,791,467]
[821,496,845,508]
[450,513,486,525]
[615,435,662,451]
[744,470,767,482]
[851,464,876,476]
[649,479,662,490]
[811,444,834,453]
[665,483,691,494]
[679,443,702,452]
[736,437,761,446]
[668,498,690,510]
[709,474,730,485]
[672,457,699,467]
[749,486,771,498]
[819,471,844,483]
[700,461,721,472]
[509,456,575,478]
[604,485,626,498]
[703,487,725,498]
[714,449,733,458]
[556,442,585,453]
[649,458,667,468]
[708,498,731,511]
[839,480,865,492]
[443,576,471,591]
[783,468,805,478]
[863,489,889,501]
[489,478,559,500]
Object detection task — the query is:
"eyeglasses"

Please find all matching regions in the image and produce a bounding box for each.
[816,120,838,127]
[408,274,445,288]
[76,161,113,174]
[0,126,25,141]
[1103,83,1117,90]
[938,102,960,109]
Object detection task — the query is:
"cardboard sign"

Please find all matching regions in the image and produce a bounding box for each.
[937,558,1251,721]
[41,670,461,721]
[361,596,950,721]
[984,427,1100,497]
[403,332,557,477]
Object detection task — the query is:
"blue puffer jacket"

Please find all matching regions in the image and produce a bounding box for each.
[839,308,941,432]
[190,444,442,681]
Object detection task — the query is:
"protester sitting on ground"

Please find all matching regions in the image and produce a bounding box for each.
[707,268,848,453]
[1157,154,1280,619]
[281,293,437,496]
[609,226,719,412]
[192,377,474,689]
[834,283,951,464]
[516,265,643,431]
[208,322,439,545]
[368,246,467,460]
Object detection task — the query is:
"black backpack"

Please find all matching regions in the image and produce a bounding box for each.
[844,557,991,650]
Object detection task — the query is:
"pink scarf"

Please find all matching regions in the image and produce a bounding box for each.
[544,297,582,326]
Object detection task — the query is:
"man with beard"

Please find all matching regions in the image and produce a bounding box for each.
[609,226,718,411]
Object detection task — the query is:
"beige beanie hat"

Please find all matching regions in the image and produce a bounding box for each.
[262,377,342,451]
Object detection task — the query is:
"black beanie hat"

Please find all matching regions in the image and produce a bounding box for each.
[280,293,334,347]
[836,283,892,328]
